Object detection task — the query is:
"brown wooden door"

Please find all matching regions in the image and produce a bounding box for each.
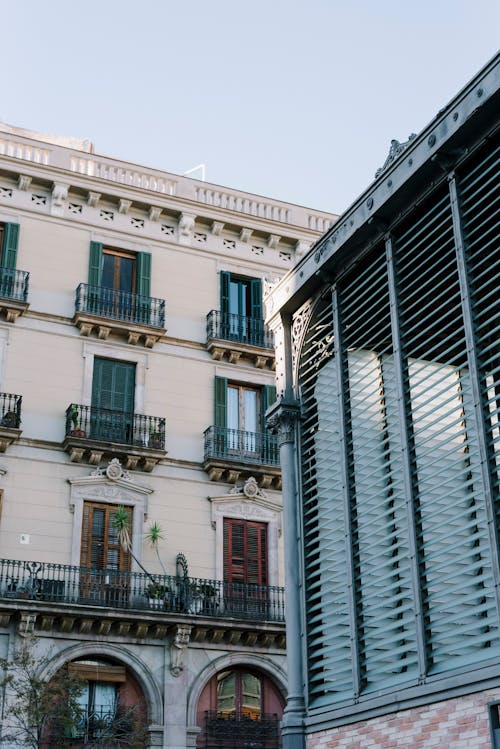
[80,502,131,607]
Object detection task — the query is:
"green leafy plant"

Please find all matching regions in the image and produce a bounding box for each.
[70,404,79,429]
[144,521,167,577]
[199,583,217,598]
[112,506,156,584]
[0,639,84,748]
[144,581,170,599]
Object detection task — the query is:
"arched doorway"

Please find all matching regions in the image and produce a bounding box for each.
[196,666,284,748]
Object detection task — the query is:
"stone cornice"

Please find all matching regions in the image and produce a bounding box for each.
[0,129,335,241]
[0,600,286,650]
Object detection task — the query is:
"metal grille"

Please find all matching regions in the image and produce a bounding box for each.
[75,283,165,328]
[298,134,500,709]
[340,245,418,691]
[394,186,497,668]
[458,139,500,526]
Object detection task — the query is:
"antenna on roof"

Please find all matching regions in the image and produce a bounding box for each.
[183,164,206,181]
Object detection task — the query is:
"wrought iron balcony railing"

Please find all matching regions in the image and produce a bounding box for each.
[0,392,22,428]
[0,267,29,302]
[75,283,165,328]
[0,559,285,623]
[204,426,280,466]
[65,403,166,450]
[207,310,274,349]
[203,711,281,749]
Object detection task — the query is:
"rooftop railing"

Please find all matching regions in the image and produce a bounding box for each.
[65,403,166,450]
[0,559,285,623]
[75,283,165,328]
[204,426,280,467]
[0,267,29,302]
[207,310,274,350]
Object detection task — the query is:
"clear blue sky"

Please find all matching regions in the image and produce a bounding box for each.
[3,0,499,214]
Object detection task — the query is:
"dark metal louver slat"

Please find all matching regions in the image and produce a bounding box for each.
[395,184,497,667]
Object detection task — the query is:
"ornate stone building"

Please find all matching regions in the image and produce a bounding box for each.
[267,53,500,749]
[0,124,335,748]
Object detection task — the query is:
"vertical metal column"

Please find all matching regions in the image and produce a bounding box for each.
[331,287,362,697]
[267,313,305,749]
[385,234,428,680]
[448,174,500,621]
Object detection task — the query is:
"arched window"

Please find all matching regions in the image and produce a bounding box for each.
[197,667,284,748]
[217,670,262,719]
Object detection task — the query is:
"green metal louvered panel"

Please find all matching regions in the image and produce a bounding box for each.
[394,186,498,669]
[458,138,500,518]
[298,298,353,706]
[339,246,419,691]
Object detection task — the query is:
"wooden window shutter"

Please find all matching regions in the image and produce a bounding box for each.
[80,502,92,568]
[214,376,228,427]
[136,252,151,297]
[88,241,103,287]
[1,223,19,269]
[223,518,268,585]
[250,279,262,320]
[247,522,267,585]
[220,271,230,314]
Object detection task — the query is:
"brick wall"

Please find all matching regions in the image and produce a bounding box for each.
[307,688,500,748]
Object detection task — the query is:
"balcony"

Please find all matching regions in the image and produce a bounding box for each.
[0,392,22,451]
[62,403,166,472]
[0,268,29,321]
[203,426,281,489]
[0,559,286,646]
[203,712,281,749]
[73,283,166,347]
[206,311,275,369]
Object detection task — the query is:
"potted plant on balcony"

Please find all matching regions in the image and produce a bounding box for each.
[69,404,86,438]
[149,428,164,450]
[199,582,218,614]
[144,581,170,609]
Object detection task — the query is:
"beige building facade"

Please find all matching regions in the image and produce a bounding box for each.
[0,126,334,748]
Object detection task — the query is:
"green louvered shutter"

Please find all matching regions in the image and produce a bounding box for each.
[220,271,230,314]
[2,223,19,269]
[136,252,152,324]
[214,376,228,455]
[214,376,227,426]
[261,385,276,421]
[261,385,276,463]
[136,252,151,297]
[91,358,136,444]
[250,279,262,319]
[88,242,103,287]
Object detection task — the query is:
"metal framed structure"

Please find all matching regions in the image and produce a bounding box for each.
[267,52,500,747]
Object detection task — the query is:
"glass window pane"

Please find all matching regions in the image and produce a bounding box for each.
[227,387,239,430]
[217,672,236,715]
[244,390,257,433]
[241,673,261,717]
[119,257,134,293]
[101,254,114,289]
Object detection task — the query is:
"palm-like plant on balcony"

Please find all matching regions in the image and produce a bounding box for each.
[113,508,170,607]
